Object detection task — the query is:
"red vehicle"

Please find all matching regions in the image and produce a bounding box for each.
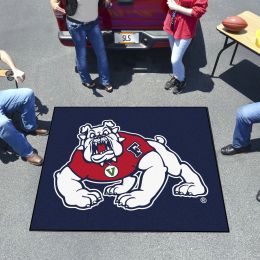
[55,0,169,49]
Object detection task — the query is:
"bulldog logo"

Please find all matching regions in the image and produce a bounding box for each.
[54,120,208,211]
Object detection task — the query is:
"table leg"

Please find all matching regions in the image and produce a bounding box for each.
[211,37,236,77]
[230,43,239,65]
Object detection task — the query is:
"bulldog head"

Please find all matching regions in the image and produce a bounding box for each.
[77,120,125,165]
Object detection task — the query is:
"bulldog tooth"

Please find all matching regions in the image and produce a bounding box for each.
[112,157,117,162]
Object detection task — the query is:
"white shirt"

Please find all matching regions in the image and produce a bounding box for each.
[69,0,99,23]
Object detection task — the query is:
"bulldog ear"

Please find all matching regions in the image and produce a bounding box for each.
[79,123,92,134]
[112,126,120,133]
[102,120,121,133]
[102,120,116,128]
[77,134,87,140]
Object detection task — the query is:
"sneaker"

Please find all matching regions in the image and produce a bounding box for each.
[82,82,96,89]
[172,79,186,94]
[103,84,113,93]
[164,76,176,90]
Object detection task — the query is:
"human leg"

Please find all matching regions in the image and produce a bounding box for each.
[168,34,175,50]
[0,113,33,157]
[0,88,37,132]
[87,22,111,87]
[165,36,191,92]
[0,89,46,165]
[67,19,93,85]
[164,35,176,90]
[221,102,260,155]
[232,102,260,148]
[171,38,192,82]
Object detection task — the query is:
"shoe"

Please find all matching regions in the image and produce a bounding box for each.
[103,84,113,93]
[256,190,260,202]
[221,144,251,155]
[30,128,49,136]
[82,82,96,89]
[25,153,43,166]
[172,79,186,94]
[164,76,176,90]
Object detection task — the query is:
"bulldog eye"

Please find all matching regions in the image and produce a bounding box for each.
[103,130,109,135]
[89,133,95,138]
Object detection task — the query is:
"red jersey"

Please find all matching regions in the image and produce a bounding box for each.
[68,132,154,182]
[163,0,208,39]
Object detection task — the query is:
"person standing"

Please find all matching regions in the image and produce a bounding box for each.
[50,0,113,92]
[163,0,208,94]
[0,50,48,166]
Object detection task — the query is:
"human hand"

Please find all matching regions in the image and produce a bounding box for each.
[12,68,25,83]
[104,0,112,8]
[50,1,66,16]
[167,0,180,11]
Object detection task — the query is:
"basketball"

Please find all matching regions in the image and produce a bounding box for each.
[222,16,248,32]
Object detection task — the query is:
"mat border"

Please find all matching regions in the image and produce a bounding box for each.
[30,106,229,233]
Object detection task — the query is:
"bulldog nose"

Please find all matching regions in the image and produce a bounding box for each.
[97,132,105,138]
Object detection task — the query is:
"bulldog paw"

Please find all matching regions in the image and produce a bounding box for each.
[105,185,129,195]
[115,190,152,210]
[104,176,137,196]
[64,189,103,209]
[173,181,206,197]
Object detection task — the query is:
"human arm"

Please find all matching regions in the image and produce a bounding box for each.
[0,50,25,83]
[167,0,192,16]
[105,0,112,7]
[100,0,112,8]
[167,0,208,18]
[50,0,66,15]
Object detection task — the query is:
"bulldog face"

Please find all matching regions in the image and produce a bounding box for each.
[77,120,125,164]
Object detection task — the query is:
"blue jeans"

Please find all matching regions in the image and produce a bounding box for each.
[67,18,110,86]
[233,102,260,148]
[168,35,192,82]
[0,88,37,157]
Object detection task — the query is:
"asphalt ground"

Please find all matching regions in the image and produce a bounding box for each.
[0,0,260,259]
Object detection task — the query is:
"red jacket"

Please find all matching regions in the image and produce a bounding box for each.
[163,0,208,39]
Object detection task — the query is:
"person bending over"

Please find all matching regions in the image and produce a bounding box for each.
[221,102,260,155]
[0,50,48,166]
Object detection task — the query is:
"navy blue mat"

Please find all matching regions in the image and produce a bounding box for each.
[30,107,229,232]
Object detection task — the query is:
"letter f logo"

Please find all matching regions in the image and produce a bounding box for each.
[127,142,142,157]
